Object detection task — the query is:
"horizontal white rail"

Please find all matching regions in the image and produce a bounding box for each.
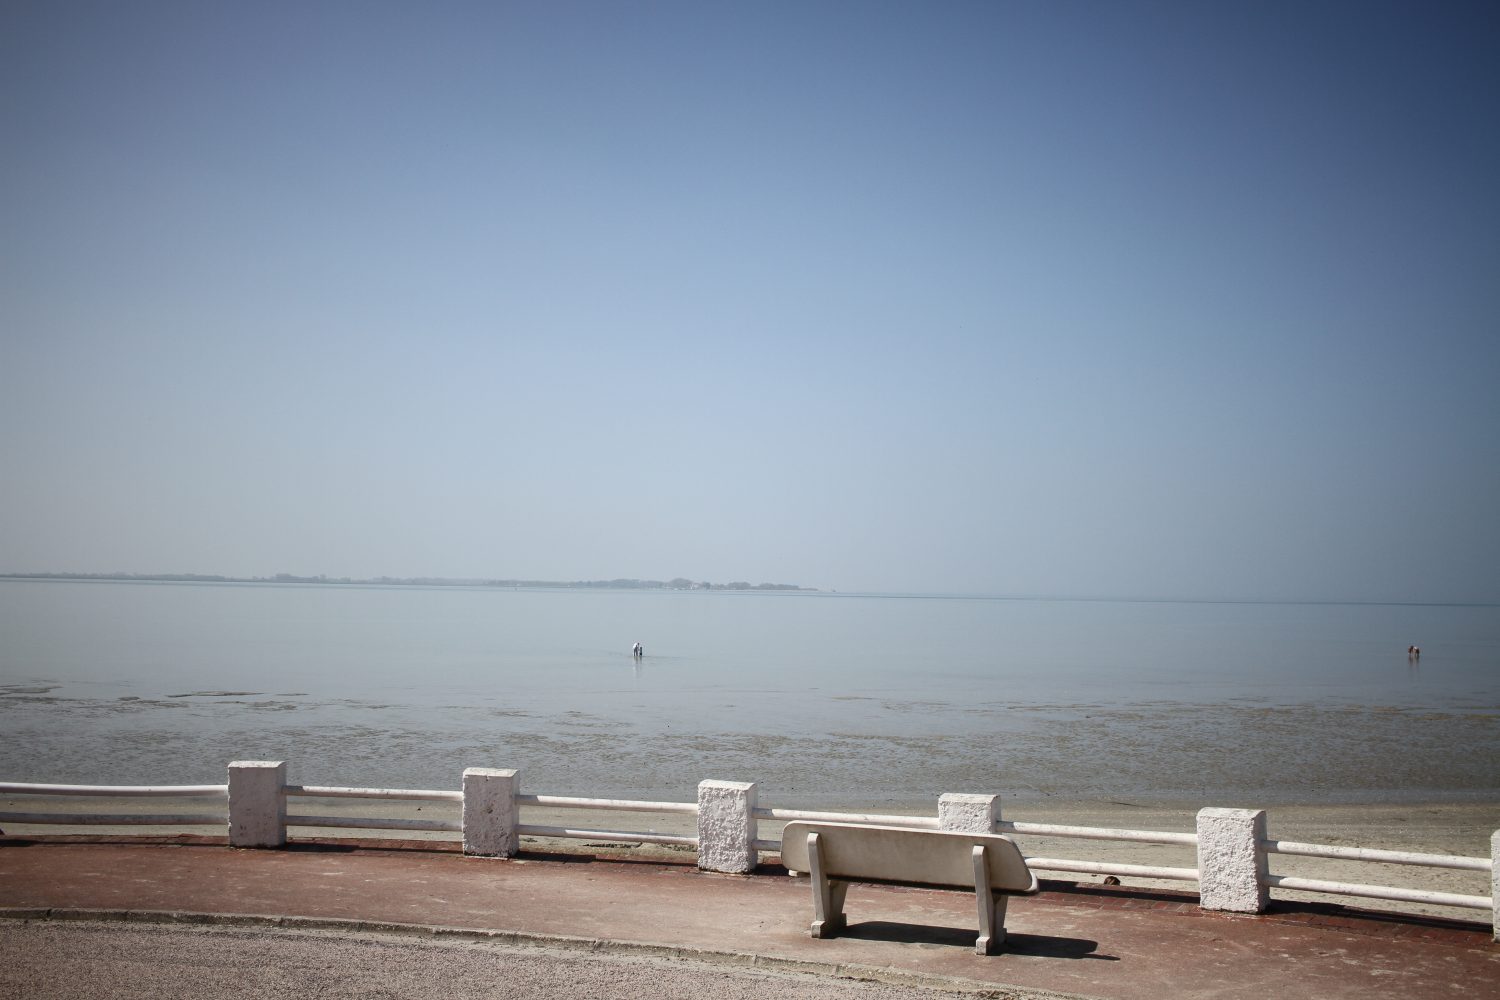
[0,783,227,798]
[1002,820,1197,846]
[5,768,1491,926]
[519,794,698,815]
[282,785,461,837]
[0,811,223,826]
[754,808,940,828]
[286,785,462,802]
[517,824,698,848]
[753,812,1192,879]
[1264,839,1491,872]
[1025,857,1200,882]
[1264,874,1492,911]
[287,814,461,833]
[277,791,700,844]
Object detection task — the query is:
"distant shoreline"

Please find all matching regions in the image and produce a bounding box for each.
[0,572,816,593]
[6,574,1498,607]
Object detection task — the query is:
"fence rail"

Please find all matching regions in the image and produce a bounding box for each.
[1257,835,1494,913]
[510,792,699,847]
[0,782,228,829]
[287,814,462,833]
[517,824,697,847]
[0,782,226,797]
[1023,858,1200,882]
[2,767,1494,938]
[1264,874,1491,911]
[284,783,459,837]
[520,794,698,815]
[0,811,224,827]
[1001,820,1198,846]
[754,807,940,828]
[1265,838,1493,872]
[286,784,461,803]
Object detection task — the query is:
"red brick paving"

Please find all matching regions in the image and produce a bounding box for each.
[2,835,1495,999]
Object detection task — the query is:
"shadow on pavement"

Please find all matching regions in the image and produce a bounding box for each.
[836,920,1108,960]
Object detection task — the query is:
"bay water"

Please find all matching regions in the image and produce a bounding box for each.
[2,580,1496,809]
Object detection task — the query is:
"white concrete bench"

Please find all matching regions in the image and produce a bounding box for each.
[779,821,1039,955]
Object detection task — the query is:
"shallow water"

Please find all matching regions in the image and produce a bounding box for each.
[1,580,1496,807]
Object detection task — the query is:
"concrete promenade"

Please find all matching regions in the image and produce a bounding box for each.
[1,836,1495,999]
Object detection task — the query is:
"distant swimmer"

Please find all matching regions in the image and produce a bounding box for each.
[1408,645,1421,659]
[632,641,643,657]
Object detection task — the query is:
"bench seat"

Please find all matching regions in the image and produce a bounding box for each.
[779,821,1039,955]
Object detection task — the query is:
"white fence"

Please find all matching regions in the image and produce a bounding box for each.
[286,784,462,834]
[517,793,699,848]
[2,763,1494,939]
[0,782,228,827]
[998,819,1201,883]
[1263,836,1494,912]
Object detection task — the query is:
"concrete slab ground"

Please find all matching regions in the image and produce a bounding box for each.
[1,836,1495,999]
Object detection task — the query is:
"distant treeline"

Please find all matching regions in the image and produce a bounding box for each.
[0,572,815,592]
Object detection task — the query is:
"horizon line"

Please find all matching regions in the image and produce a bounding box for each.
[2,571,1495,609]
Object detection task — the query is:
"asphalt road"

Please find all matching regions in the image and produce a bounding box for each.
[0,921,1006,1000]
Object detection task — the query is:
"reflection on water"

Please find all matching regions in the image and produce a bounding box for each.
[1,580,1497,806]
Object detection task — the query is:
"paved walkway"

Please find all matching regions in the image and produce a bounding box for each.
[1,836,1495,999]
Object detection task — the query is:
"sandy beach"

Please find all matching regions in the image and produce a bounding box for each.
[4,793,1494,924]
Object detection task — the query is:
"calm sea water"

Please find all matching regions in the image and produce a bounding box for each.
[2,580,1497,808]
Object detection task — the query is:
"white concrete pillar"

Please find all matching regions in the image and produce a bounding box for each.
[697,779,758,873]
[1491,829,1499,942]
[939,792,1002,833]
[1196,807,1268,913]
[463,767,519,858]
[228,760,286,848]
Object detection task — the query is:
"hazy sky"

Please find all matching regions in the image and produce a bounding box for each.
[2,1,1497,602]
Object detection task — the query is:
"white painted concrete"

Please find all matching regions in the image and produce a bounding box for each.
[228,761,286,848]
[1196,807,1268,912]
[938,792,1002,834]
[1492,829,1499,941]
[462,768,519,858]
[697,780,758,873]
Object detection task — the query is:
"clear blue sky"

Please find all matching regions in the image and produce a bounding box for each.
[2,1,1497,602]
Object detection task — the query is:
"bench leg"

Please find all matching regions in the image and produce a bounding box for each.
[977,895,1010,955]
[806,832,848,938]
[972,844,1009,955]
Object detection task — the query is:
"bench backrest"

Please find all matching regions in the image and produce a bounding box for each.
[779,821,1038,893]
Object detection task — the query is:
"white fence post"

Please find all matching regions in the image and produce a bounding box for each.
[697,779,758,874]
[938,792,1002,833]
[1491,829,1499,942]
[463,768,519,858]
[1197,807,1268,913]
[228,760,286,848]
